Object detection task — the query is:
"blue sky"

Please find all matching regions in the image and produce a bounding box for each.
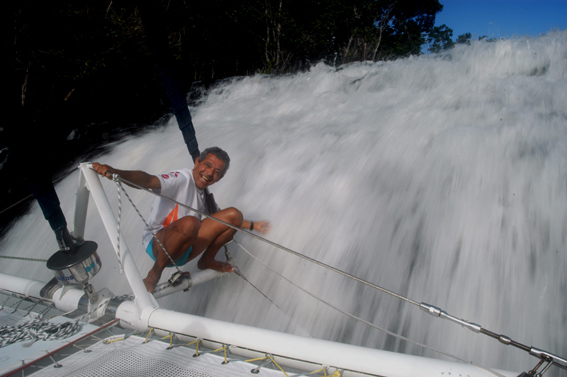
[435,0,567,40]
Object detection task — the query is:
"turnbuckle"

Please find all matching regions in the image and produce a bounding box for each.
[419,303,567,375]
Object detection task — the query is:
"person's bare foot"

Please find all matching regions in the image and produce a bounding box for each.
[197,259,234,273]
[143,275,159,293]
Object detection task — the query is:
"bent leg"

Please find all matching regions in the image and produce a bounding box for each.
[189,207,243,272]
[143,216,200,293]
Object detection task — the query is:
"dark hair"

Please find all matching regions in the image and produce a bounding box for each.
[198,147,230,178]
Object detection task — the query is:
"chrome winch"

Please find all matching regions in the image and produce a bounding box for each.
[46,227,101,303]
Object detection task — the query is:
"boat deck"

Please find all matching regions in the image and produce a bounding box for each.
[26,335,292,377]
[0,289,307,377]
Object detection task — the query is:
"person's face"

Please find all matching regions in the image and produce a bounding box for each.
[192,154,226,190]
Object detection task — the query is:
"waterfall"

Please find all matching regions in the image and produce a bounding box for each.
[1,31,566,375]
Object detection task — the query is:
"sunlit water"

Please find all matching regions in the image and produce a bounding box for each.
[2,31,566,375]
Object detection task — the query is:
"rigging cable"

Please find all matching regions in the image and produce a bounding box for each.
[230,239,530,377]
[107,172,506,376]
[231,238,474,366]
[223,244,314,339]
[113,173,418,305]
[100,168,567,374]
[0,255,47,262]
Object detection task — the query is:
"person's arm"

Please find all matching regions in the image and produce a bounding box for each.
[91,162,161,190]
[241,220,271,234]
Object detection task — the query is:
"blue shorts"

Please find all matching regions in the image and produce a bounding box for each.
[146,241,192,267]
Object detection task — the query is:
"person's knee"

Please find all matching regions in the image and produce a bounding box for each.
[223,207,243,227]
[169,216,200,238]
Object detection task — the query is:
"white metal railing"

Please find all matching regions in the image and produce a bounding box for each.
[70,162,518,377]
[76,163,158,324]
[0,162,521,377]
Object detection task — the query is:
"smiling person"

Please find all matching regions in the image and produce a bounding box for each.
[92,147,270,293]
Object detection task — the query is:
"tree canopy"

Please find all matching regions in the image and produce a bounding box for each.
[5,0,450,161]
[5,0,447,172]
[426,24,454,53]
[9,0,446,128]
[4,0,451,233]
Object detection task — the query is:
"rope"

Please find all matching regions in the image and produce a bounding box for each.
[112,177,182,275]
[0,317,80,348]
[0,255,48,262]
[113,174,125,272]
[103,174,464,352]
[114,174,419,306]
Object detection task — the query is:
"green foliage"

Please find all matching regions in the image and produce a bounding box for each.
[9,1,157,126]
[456,32,472,45]
[141,0,445,74]
[7,0,446,133]
[426,24,454,53]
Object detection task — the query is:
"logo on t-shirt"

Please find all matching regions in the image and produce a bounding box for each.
[162,171,180,180]
[161,171,179,179]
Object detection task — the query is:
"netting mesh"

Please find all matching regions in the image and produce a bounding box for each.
[30,336,285,377]
[62,349,207,377]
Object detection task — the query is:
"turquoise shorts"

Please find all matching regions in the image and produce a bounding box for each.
[146,241,192,267]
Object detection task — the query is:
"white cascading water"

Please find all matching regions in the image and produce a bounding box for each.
[1,31,566,375]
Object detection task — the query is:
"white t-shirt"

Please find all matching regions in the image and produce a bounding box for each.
[142,168,207,247]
